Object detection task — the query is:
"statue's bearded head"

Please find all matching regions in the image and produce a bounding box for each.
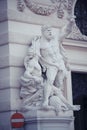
[41,25,54,41]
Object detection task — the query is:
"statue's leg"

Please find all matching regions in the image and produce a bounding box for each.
[42,66,58,108]
[53,87,71,109]
[46,66,58,84]
[56,64,67,90]
[42,83,53,108]
[50,86,80,111]
[58,93,80,110]
[55,70,64,89]
[54,59,68,89]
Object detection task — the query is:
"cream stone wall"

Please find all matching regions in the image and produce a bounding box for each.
[0,0,87,130]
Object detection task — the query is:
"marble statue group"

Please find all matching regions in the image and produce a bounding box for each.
[20,16,80,114]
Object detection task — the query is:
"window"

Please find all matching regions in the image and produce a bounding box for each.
[75,0,87,36]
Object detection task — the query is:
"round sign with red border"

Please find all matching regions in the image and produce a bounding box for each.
[11,112,24,128]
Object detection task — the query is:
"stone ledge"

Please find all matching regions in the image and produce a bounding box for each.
[22,109,73,119]
[24,114,74,130]
[25,116,74,124]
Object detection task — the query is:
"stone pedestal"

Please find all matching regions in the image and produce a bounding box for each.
[24,117,74,130]
[22,110,74,130]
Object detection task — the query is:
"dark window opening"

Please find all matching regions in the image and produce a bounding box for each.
[72,72,87,130]
[75,0,87,36]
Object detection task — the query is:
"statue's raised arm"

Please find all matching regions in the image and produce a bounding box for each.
[59,0,77,41]
[59,16,75,42]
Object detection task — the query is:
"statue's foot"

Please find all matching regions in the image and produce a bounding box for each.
[68,105,80,111]
[61,106,68,111]
[72,105,80,111]
[42,102,54,110]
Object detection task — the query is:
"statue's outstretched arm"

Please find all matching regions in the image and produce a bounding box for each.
[59,16,75,41]
[58,16,75,70]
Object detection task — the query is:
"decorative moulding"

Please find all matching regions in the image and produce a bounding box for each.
[17,0,25,12]
[17,0,76,19]
[17,0,57,16]
[50,0,75,18]
[24,0,58,16]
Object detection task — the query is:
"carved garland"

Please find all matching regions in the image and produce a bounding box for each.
[17,0,25,12]
[16,0,87,41]
[50,0,76,18]
[17,0,76,18]
[24,0,57,16]
[51,0,68,18]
